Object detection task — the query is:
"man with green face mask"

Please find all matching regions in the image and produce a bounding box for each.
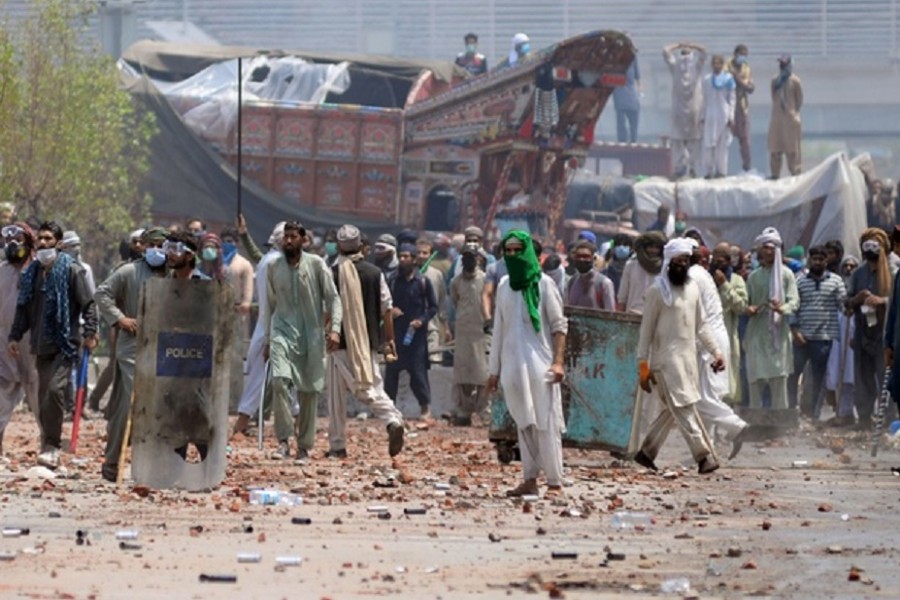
[455,32,487,76]
[486,231,568,498]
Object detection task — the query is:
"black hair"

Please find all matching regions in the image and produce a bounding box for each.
[574,240,596,254]
[185,217,206,229]
[220,226,239,241]
[38,220,63,241]
[824,239,844,257]
[283,221,306,236]
[734,44,748,55]
[808,245,827,259]
[167,230,198,253]
[465,32,478,42]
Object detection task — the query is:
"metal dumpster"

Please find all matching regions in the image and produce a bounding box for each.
[489,307,642,463]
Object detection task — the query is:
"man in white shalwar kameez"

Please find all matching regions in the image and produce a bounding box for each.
[688,245,750,459]
[233,222,286,437]
[700,55,736,178]
[634,238,724,474]
[663,42,707,178]
[0,223,39,456]
[487,231,568,497]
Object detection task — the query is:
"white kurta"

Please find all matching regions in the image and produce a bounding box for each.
[0,260,39,436]
[701,73,735,176]
[637,280,719,408]
[488,274,568,431]
[237,249,280,416]
[689,266,731,399]
[617,258,657,314]
[664,48,706,140]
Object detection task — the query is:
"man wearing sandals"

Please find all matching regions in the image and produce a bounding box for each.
[486,231,568,498]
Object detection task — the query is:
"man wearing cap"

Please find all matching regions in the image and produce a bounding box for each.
[385,243,438,419]
[768,54,803,178]
[264,222,342,461]
[448,246,489,426]
[634,238,724,474]
[94,227,169,481]
[8,221,99,469]
[373,233,399,281]
[60,231,95,294]
[327,225,405,459]
[233,221,285,437]
[744,227,800,411]
[486,231,568,497]
[847,228,893,428]
[456,33,487,76]
[0,222,39,456]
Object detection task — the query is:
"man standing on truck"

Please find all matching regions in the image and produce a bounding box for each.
[456,33,487,76]
[663,42,707,179]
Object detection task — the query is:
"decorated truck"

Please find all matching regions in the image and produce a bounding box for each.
[122,31,635,238]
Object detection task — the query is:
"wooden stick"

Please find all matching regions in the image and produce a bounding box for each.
[116,390,135,487]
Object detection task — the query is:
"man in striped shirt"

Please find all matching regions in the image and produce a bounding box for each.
[788,245,847,418]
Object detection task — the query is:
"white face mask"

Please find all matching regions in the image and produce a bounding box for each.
[36,247,57,266]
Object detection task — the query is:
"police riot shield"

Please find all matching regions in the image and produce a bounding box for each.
[131,278,234,491]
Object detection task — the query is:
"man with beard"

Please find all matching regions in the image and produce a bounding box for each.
[0,223,39,456]
[788,246,846,419]
[824,240,844,275]
[385,244,438,419]
[486,231,568,497]
[373,234,399,280]
[264,221,342,461]
[711,242,748,405]
[744,227,800,411]
[634,238,724,474]
[164,232,209,280]
[8,222,98,469]
[326,225,405,459]
[846,228,893,428]
[416,237,450,365]
[688,243,750,458]
[94,227,169,481]
[767,54,804,178]
[448,247,489,426]
[233,222,284,437]
[565,241,615,310]
[617,231,666,314]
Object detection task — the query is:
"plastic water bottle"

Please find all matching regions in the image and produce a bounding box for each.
[610,511,651,530]
[402,325,415,346]
[249,489,303,506]
[660,577,691,594]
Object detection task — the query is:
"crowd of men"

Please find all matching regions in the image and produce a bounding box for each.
[3,193,900,492]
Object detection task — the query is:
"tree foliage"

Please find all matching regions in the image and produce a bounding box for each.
[0,0,155,269]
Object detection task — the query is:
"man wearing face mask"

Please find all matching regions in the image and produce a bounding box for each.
[846,229,893,429]
[416,237,450,365]
[634,238,724,474]
[0,223,40,457]
[565,241,615,310]
[8,221,98,469]
[60,231,95,294]
[726,44,755,172]
[220,228,253,315]
[385,244,438,419]
[768,54,803,178]
[663,42,707,179]
[788,246,846,419]
[264,221,342,461]
[456,32,487,77]
[617,231,667,314]
[448,247,489,426]
[744,227,800,411]
[602,234,633,294]
[94,227,169,481]
[322,229,339,269]
[233,222,285,437]
[700,54,735,179]
[711,242,748,406]
[373,233,399,280]
[508,33,531,67]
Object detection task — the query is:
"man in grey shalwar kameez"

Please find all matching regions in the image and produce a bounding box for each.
[663,42,707,179]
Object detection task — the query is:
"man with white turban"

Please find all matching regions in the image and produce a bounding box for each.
[744,227,800,410]
[509,33,531,66]
[634,238,725,474]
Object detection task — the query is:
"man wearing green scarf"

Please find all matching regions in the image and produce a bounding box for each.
[486,231,568,497]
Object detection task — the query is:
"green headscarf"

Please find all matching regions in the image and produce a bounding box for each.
[502,230,542,332]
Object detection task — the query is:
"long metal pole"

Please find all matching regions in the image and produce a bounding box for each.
[237,57,243,218]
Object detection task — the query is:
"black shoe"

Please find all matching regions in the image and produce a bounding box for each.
[729,425,750,460]
[101,463,118,483]
[325,448,347,459]
[634,450,658,471]
[387,423,405,457]
[698,456,720,475]
[449,415,472,427]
